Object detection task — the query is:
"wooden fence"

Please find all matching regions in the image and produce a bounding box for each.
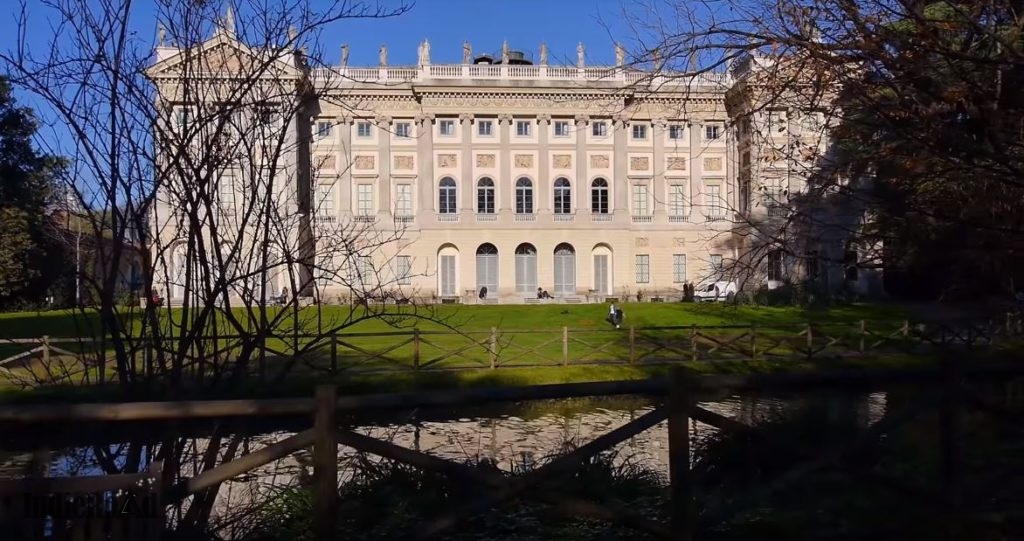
[0,360,1021,539]
[2,314,1022,385]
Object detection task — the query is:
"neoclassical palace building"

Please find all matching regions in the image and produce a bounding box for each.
[148,21,879,305]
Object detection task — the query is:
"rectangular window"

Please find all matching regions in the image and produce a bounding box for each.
[631,124,647,140]
[395,184,413,217]
[635,255,650,284]
[673,254,687,283]
[705,123,722,141]
[440,255,456,296]
[316,121,332,140]
[357,184,373,215]
[477,120,493,136]
[356,122,372,138]
[515,120,532,137]
[767,251,784,281]
[396,255,412,285]
[592,121,607,137]
[220,176,234,209]
[710,254,723,276]
[439,119,455,137]
[174,107,192,131]
[316,184,334,215]
[801,112,822,132]
[355,256,373,286]
[768,109,788,133]
[554,121,570,137]
[668,124,684,140]
[706,185,723,217]
[669,184,687,216]
[394,122,411,138]
[632,184,649,216]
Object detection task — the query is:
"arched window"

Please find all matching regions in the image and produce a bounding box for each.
[553,243,576,295]
[477,178,495,214]
[439,177,457,214]
[515,177,534,214]
[553,178,571,214]
[591,178,609,214]
[476,243,498,295]
[437,244,459,297]
[514,243,537,294]
[592,243,613,296]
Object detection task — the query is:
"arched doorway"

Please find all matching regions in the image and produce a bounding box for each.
[476,243,498,297]
[592,243,612,296]
[437,244,459,297]
[553,243,576,296]
[514,243,537,294]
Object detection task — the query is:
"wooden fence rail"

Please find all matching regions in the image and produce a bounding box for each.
[0,360,1020,539]
[2,315,1022,385]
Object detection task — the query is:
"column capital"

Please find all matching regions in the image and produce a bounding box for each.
[652,118,668,128]
[375,114,392,125]
[414,113,435,124]
[339,114,354,124]
[497,113,514,123]
[612,114,629,128]
[458,112,474,122]
[574,113,590,125]
[536,113,552,123]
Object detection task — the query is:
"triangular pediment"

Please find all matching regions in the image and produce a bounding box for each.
[147,31,300,79]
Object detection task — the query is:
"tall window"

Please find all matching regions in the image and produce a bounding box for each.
[706,185,723,217]
[396,255,412,285]
[514,243,538,294]
[592,121,608,136]
[673,254,687,283]
[439,254,456,296]
[632,124,648,140]
[356,184,373,215]
[476,244,498,295]
[669,184,687,216]
[767,250,784,281]
[515,177,534,214]
[632,184,650,216]
[635,255,650,283]
[515,120,532,137]
[705,123,722,141]
[710,254,723,278]
[439,177,457,214]
[554,121,570,137]
[668,124,684,140]
[174,107,192,132]
[553,244,576,295]
[395,184,413,217]
[220,176,234,210]
[355,256,373,287]
[553,178,572,214]
[357,122,372,138]
[394,122,411,138]
[477,178,495,213]
[316,184,334,215]
[439,119,455,137]
[591,178,609,214]
[477,120,493,136]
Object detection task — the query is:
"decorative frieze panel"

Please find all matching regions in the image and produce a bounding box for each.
[630,157,650,171]
[354,155,375,170]
[553,154,572,169]
[590,154,610,169]
[703,157,723,171]
[667,157,687,171]
[393,155,414,170]
[673,237,686,247]
[635,237,649,248]
[514,154,534,168]
[314,154,337,170]
[437,154,457,168]
[476,154,496,168]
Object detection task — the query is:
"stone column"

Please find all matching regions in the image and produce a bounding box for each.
[376,115,392,217]
[574,114,589,215]
[612,114,628,214]
[416,114,435,214]
[498,114,513,212]
[460,113,474,213]
[652,118,666,217]
[689,120,702,217]
[338,114,353,213]
[536,114,551,213]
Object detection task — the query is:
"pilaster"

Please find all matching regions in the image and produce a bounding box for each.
[574,114,589,214]
[460,113,474,213]
[416,113,435,213]
[612,114,628,213]
[652,118,667,216]
[376,115,392,216]
[498,114,513,212]
[536,114,551,213]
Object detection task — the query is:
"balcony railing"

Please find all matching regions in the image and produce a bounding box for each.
[476,213,498,222]
[310,65,728,88]
[394,215,415,224]
[591,213,613,222]
[552,213,575,223]
[668,214,691,223]
[354,215,376,223]
[514,213,536,222]
[436,213,460,223]
[314,215,337,224]
[767,204,789,217]
[705,214,728,222]
[631,215,653,224]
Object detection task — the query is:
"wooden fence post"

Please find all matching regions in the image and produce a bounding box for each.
[313,385,337,541]
[98,353,106,385]
[562,327,569,367]
[902,320,910,338]
[859,320,866,353]
[412,328,421,370]
[750,326,756,360]
[489,327,498,370]
[628,326,636,364]
[668,368,695,540]
[41,336,50,366]
[330,334,338,374]
[690,325,697,362]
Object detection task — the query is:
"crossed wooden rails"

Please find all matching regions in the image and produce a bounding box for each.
[1,360,1021,540]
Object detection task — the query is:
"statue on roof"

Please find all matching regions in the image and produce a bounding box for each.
[577,42,585,68]
[157,23,166,47]
[379,43,388,66]
[615,42,625,67]
[341,44,349,66]
[224,5,235,34]
[462,40,471,64]
[539,42,548,65]
[418,39,431,65]
[502,40,510,64]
